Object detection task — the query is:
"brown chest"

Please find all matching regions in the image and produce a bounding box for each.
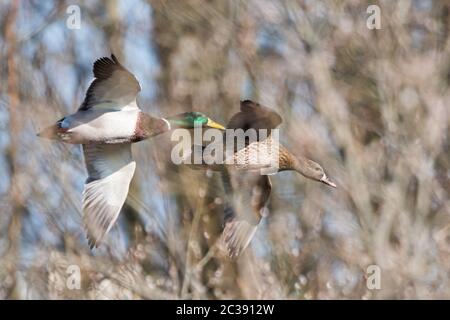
[133,112,170,141]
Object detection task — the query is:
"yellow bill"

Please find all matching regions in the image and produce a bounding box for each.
[207,118,226,130]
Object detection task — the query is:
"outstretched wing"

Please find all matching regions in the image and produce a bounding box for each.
[79,54,141,111]
[221,171,272,258]
[82,143,136,248]
[226,100,282,133]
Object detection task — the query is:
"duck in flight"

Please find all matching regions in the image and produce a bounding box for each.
[186,100,336,257]
[38,54,225,249]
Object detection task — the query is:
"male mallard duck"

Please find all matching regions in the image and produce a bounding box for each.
[187,100,336,257]
[38,54,225,249]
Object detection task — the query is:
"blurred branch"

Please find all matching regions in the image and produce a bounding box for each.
[4,0,23,299]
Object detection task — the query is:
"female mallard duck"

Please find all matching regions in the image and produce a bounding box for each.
[188,100,336,257]
[38,54,225,249]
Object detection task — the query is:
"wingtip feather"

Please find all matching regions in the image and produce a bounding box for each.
[221,220,258,258]
[111,53,119,64]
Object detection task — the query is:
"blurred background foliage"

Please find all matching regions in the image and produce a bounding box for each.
[0,0,449,299]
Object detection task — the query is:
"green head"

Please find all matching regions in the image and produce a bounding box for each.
[165,112,225,130]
